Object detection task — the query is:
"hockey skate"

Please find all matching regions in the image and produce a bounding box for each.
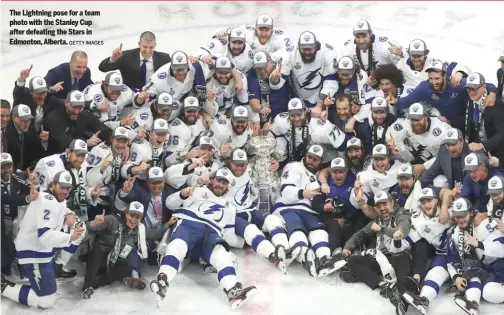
[82,287,94,299]
[54,263,77,284]
[396,298,409,315]
[302,248,318,278]
[1,276,15,294]
[225,282,257,310]
[316,252,347,278]
[403,276,420,296]
[268,245,287,274]
[150,273,169,308]
[402,292,429,315]
[123,277,146,290]
[284,244,301,268]
[380,282,400,306]
[200,258,218,274]
[454,293,480,315]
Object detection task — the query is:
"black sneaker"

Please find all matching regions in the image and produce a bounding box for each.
[54,263,77,279]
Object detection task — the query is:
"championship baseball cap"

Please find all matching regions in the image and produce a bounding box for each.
[487,175,504,195]
[407,103,427,120]
[298,31,317,49]
[307,144,324,160]
[463,152,486,172]
[229,27,246,42]
[104,71,124,92]
[11,104,33,121]
[372,144,388,159]
[53,170,73,188]
[452,197,472,216]
[128,201,144,215]
[441,128,463,145]
[113,126,129,140]
[374,191,390,204]
[183,96,199,111]
[1,153,13,165]
[425,59,447,73]
[419,187,437,200]
[397,164,414,179]
[256,14,273,28]
[66,90,85,107]
[253,51,272,69]
[464,73,485,90]
[230,148,248,165]
[215,167,234,183]
[232,106,248,121]
[336,56,355,75]
[147,167,164,183]
[29,76,49,94]
[346,137,363,149]
[353,19,371,35]
[156,92,174,109]
[288,98,305,114]
[152,118,169,134]
[407,39,428,55]
[198,136,216,150]
[371,97,388,112]
[498,49,504,62]
[330,157,346,171]
[215,56,233,72]
[171,51,189,70]
[69,139,88,155]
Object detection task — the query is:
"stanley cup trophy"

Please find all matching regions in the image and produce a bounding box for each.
[249,132,280,212]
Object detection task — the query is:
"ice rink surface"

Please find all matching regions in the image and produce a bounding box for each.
[1,1,504,314]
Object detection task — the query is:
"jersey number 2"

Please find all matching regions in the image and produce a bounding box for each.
[43,210,50,220]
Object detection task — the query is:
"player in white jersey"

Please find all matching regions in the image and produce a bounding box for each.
[151,168,257,310]
[214,13,294,54]
[339,19,405,77]
[121,119,169,181]
[150,92,181,123]
[444,198,504,315]
[387,103,450,177]
[268,98,347,164]
[165,97,208,167]
[83,71,136,130]
[86,126,130,214]
[486,175,504,227]
[396,39,471,87]
[1,171,85,309]
[225,149,300,273]
[401,188,454,315]
[271,31,338,109]
[331,56,375,105]
[199,27,254,74]
[275,145,347,278]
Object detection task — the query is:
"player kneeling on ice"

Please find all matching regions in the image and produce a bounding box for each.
[152,168,257,310]
[340,191,412,307]
[81,201,176,299]
[274,144,347,278]
[1,171,86,309]
[225,148,300,273]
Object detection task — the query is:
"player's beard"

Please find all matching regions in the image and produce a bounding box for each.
[229,45,245,57]
[211,182,226,197]
[399,182,413,195]
[232,122,247,135]
[300,52,316,63]
[183,114,198,125]
[303,158,319,174]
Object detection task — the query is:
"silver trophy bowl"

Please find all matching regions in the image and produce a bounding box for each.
[249,135,279,211]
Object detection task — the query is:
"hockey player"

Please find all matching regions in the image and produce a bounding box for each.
[151,168,257,309]
[395,39,471,87]
[270,31,338,110]
[214,13,294,53]
[445,198,504,315]
[226,148,299,273]
[387,103,451,177]
[400,187,454,315]
[164,96,208,167]
[1,171,85,309]
[199,27,254,74]
[339,19,405,77]
[208,106,252,159]
[150,92,180,122]
[486,175,504,226]
[86,126,130,217]
[268,98,346,164]
[121,118,169,181]
[361,97,398,148]
[203,56,250,119]
[275,145,347,278]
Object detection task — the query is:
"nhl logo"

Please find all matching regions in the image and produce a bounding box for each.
[236,29,242,36]
[291,100,298,107]
[23,106,29,113]
[303,34,311,42]
[255,55,262,62]
[134,203,141,209]
[468,75,476,82]
[376,98,383,106]
[37,79,44,86]
[447,130,454,137]
[342,60,349,68]
[466,156,473,164]
[422,188,430,195]
[491,179,498,187]
[169,88,175,96]
[79,142,86,148]
[413,42,421,49]
[176,55,183,63]
[114,77,121,84]
[335,158,342,165]
[220,58,228,66]
[375,146,383,152]
[262,16,268,23]
[152,168,160,176]
[424,226,431,233]
[159,121,165,127]
[162,96,170,103]
[237,108,245,115]
[75,94,82,100]
[357,21,364,29]
[64,174,71,182]
[237,151,244,158]
[456,202,463,210]
[412,105,419,113]
[312,146,321,153]
[188,98,195,105]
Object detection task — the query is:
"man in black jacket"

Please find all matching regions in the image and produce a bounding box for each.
[43,90,111,155]
[464,73,504,167]
[498,51,504,101]
[98,32,171,90]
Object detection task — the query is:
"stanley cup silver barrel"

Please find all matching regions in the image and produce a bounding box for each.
[249,134,279,212]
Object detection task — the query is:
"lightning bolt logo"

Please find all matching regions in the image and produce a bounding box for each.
[296,68,322,90]
[201,202,225,223]
[234,181,250,206]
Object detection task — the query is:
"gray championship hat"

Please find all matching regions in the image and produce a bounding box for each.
[53,170,73,188]
[407,39,428,56]
[298,31,317,49]
[441,128,463,145]
[156,92,174,109]
[397,164,414,179]
[330,157,346,171]
[463,152,486,172]
[346,137,363,150]
[487,175,504,195]
[307,144,324,160]
[256,14,273,28]
[353,20,371,35]
[113,126,129,140]
[66,90,85,107]
[229,27,246,42]
[104,72,124,92]
[230,148,248,165]
[152,118,169,134]
[231,106,248,121]
[215,168,234,183]
[253,51,272,69]
[464,73,485,90]
[128,201,145,214]
[1,153,13,165]
[425,59,447,73]
[419,187,437,200]
[287,98,305,114]
[199,136,216,150]
[147,167,164,182]
[374,191,390,204]
[171,51,189,70]
[11,104,33,121]
[407,103,427,120]
[69,139,88,155]
[29,76,49,94]
[372,144,388,159]
[452,197,472,217]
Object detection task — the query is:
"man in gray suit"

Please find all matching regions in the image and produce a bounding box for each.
[419,128,469,189]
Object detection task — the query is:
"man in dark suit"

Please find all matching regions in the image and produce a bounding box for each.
[419,128,470,189]
[497,51,504,100]
[98,32,171,90]
[116,167,175,265]
[464,73,504,166]
[44,50,93,99]
[1,100,10,153]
